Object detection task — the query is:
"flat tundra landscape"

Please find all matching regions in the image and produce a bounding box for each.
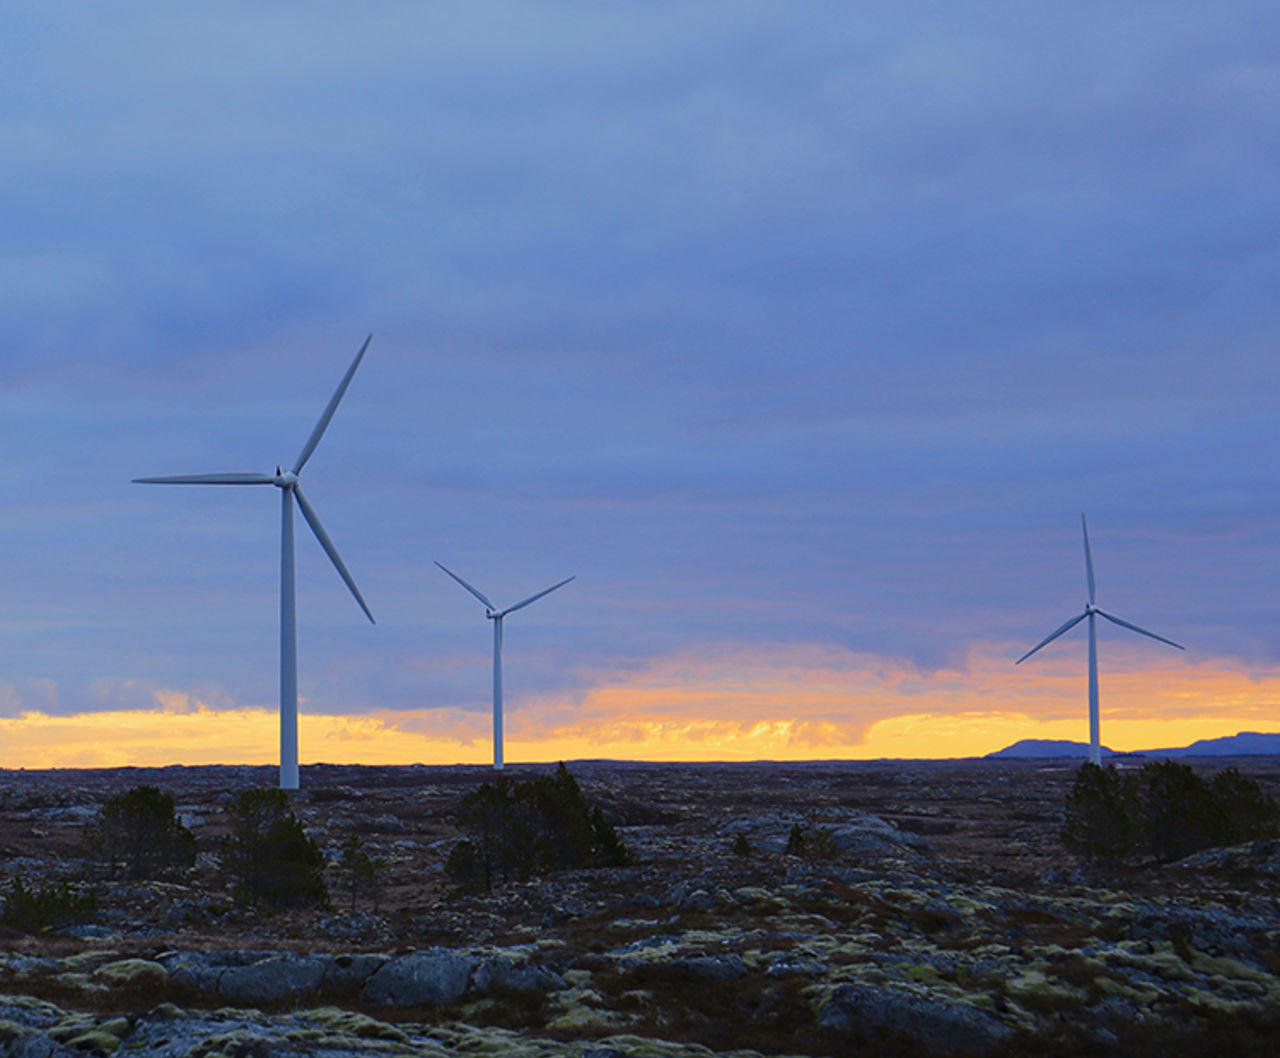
[0,757,1277,1057]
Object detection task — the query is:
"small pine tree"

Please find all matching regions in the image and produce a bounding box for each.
[589,804,631,868]
[784,822,838,861]
[1210,768,1280,845]
[732,832,752,858]
[220,788,328,908]
[1061,763,1138,863]
[337,835,385,913]
[1139,761,1218,863]
[82,785,197,881]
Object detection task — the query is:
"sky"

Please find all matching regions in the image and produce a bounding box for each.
[3,3,1280,768]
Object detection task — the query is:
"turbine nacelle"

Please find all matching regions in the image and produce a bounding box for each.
[273,469,299,488]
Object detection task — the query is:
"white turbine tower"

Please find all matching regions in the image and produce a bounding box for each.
[1016,514,1183,765]
[435,562,573,770]
[134,336,376,790]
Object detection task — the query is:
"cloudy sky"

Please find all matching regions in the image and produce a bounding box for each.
[3,3,1279,767]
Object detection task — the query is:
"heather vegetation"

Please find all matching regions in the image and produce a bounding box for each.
[1062,761,1280,863]
[0,878,98,933]
[445,762,631,891]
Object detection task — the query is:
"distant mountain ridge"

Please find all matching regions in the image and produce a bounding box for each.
[987,731,1280,759]
[986,739,1107,759]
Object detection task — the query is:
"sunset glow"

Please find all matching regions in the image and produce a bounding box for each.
[3,643,1277,769]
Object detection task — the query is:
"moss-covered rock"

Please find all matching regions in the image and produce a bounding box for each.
[0,1018,43,1046]
[92,958,168,989]
[62,1028,122,1056]
[1006,969,1087,1006]
[1093,974,1161,1004]
[302,1006,409,1041]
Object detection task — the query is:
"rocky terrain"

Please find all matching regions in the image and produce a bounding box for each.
[0,757,1277,1056]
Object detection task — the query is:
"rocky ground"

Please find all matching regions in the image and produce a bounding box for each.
[0,756,1277,1056]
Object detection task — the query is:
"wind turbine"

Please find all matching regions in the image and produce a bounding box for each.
[435,562,573,770]
[1016,514,1183,765]
[134,336,375,790]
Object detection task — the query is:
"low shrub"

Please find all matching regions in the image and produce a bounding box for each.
[785,822,839,861]
[446,763,631,892]
[0,878,98,933]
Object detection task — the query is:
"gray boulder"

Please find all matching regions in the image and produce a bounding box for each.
[3,1030,63,1057]
[472,956,567,994]
[162,950,276,993]
[729,810,933,859]
[823,816,933,857]
[819,983,1012,1054]
[216,954,329,1004]
[316,913,384,940]
[320,953,389,991]
[362,949,480,1005]
[766,953,828,976]
[669,953,748,983]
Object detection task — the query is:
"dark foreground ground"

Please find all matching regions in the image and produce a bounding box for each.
[0,756,1277,1057]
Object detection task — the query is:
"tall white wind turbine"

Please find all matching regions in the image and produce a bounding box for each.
[1016,514,1183,765]
[435,562,573,770]
[134,336,375,790]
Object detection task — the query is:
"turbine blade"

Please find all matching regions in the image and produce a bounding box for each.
[132,472,275,485]
[435,561,495,610]
[1095,609,1184,651]
[1016,611,1088,664]
[292,485,375,624]
[1082,513,1096,606]
[292,334,372,475]
[500,575,575,617]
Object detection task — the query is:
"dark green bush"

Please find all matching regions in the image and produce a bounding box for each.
[1061,763,1138,863]
[1062,761,1280,864]
[1211,767,1280,845]
[446,763,631,892]
[0,878,98,933]
[220,788,328,908]
[81,784,197,880]
[732,831,752,857]
[1139,761,1221,863]
[784,822,839,861]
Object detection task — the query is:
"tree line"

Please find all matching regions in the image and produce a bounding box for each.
[1062,760,1279,864]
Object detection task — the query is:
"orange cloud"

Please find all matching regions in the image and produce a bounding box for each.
[0,706,491,770]
[0,642,1278,768]
[510,642,1280,760]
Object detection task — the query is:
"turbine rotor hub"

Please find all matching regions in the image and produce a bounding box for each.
[274,469,299,488]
